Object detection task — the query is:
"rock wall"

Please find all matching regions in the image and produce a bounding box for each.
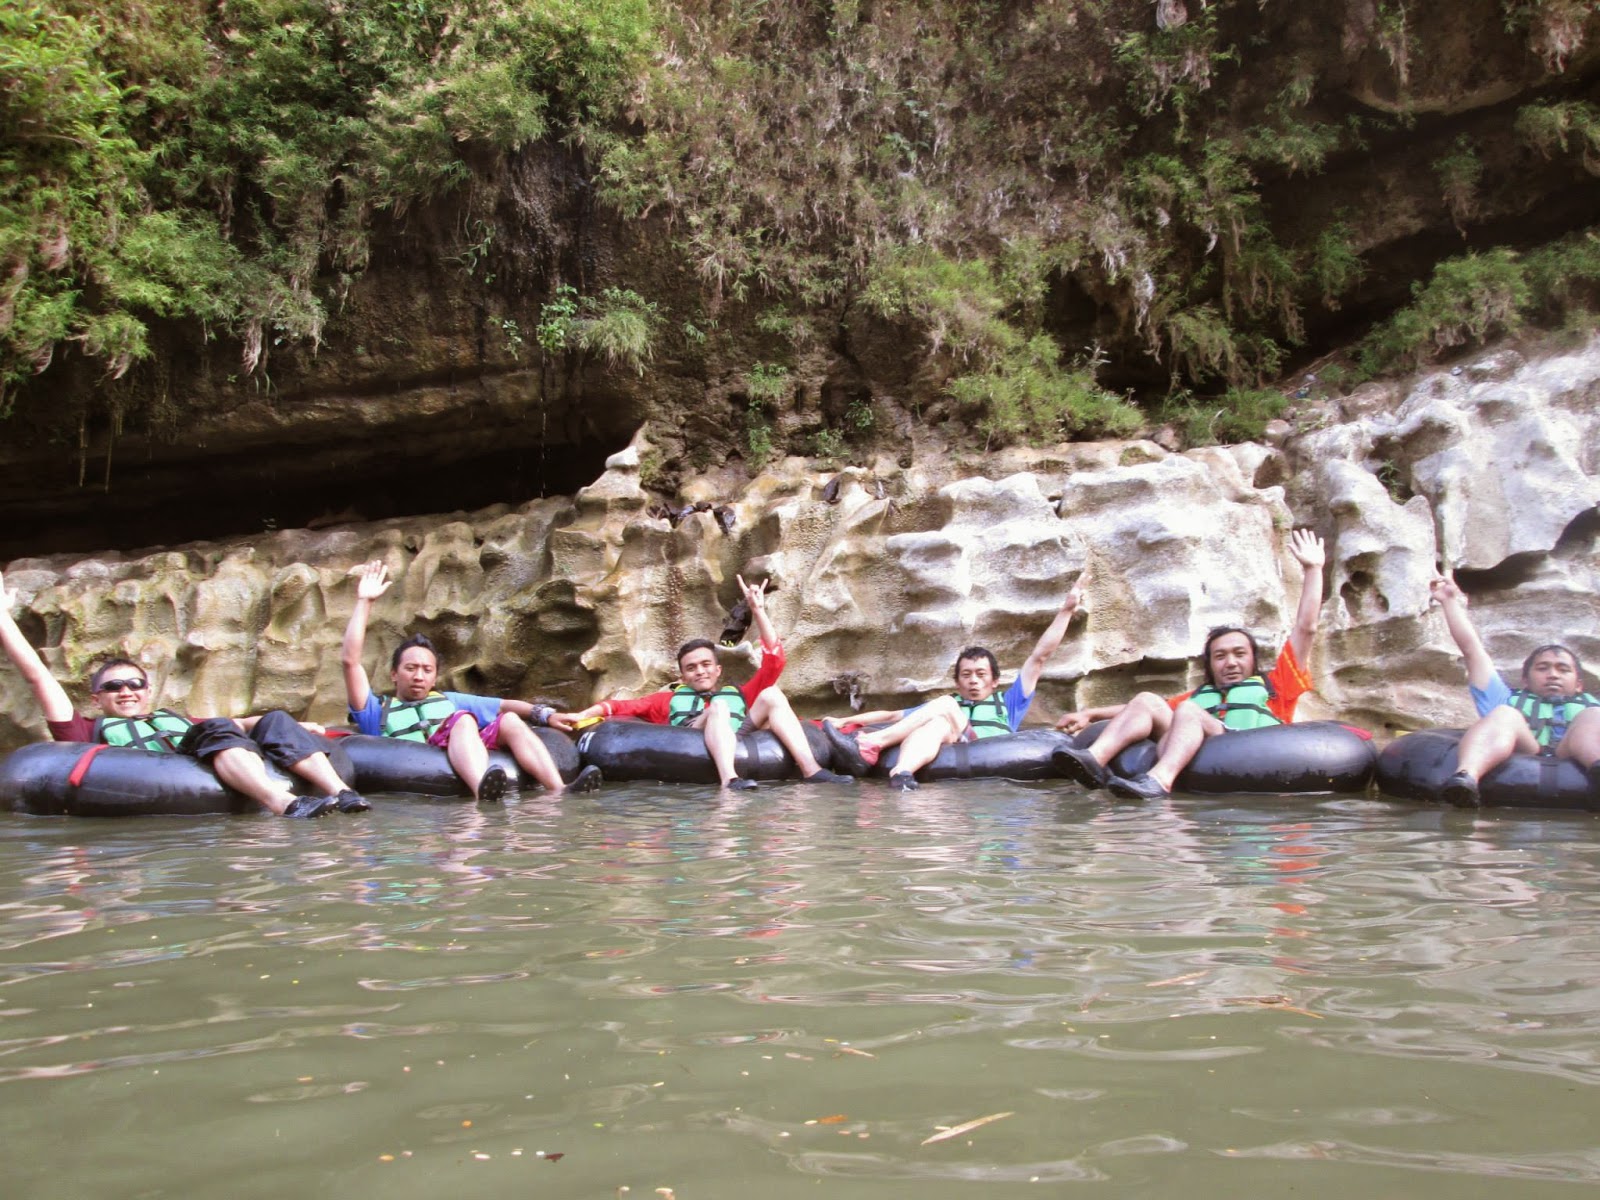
[3,338,1598,752]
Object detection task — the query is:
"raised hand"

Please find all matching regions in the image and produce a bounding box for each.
[355,560,393,602]
[1429,575,1467,607]
[1064,563,1091,611]
[1289,529,1326,570]
[736,573,769,613]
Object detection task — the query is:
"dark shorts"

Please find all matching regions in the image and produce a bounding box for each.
[177,710,322,769]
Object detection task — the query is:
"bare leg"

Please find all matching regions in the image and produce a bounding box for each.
[444,714,493,798]
[890,703,968,776]
[1145,703,1223,793]
[693,700,740,785]
[498,713,566,792]
[748,688,823,776]
[858,696,965,757]
[1088,692,1175,768]
[1556,706,1600,770]
[1454,707,1540,782]
[285,751,351,796]
[210,747,297,815]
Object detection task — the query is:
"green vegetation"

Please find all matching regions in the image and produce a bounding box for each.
[1515,99,1600,161]
[2,0,655,407]
[7,0,1600,456]
[1359,231,1600,372]
[538,285,662,374]
[861,245,1138,442]
[1163,386,1288,446]
[744,362,792,404]
[1434,138,1482,232]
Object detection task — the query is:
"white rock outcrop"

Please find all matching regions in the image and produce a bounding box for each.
[3,337,1598,750]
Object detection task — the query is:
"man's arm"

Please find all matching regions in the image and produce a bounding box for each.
[550,692,671,731]
[1054,703,1126,734]
[1428,575,1497,690]
[496,697,555,726]
[737,573,779,648]
[341,561,391,712]
[1019,574,1088,696]
[823,707,908,725]
[0,569,74,723]
[1285,529,1326,668]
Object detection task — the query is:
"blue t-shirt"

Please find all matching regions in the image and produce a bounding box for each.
[1470,671,1513,718]
[992,675,1032,733]
[350,691,502,736]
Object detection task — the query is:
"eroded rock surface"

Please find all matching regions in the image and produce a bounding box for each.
[3,338,1598,752]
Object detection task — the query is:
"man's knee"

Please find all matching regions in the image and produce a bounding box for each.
[755,686,792,714]
[1474,706,1528,735]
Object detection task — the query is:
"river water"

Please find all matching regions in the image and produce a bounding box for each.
[2,781,1598,1199]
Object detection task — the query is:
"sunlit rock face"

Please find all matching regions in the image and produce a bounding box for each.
[3,338,1598,752]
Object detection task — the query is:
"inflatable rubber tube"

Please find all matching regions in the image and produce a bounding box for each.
[576,719,833,783]
[877,728,1076,781]
[1375,727,1595,810]
[339,729,581,797]
[1092,720,1377,794]
[0,737,355,817]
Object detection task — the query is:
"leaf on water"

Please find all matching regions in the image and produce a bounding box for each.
[1145,970,1210,988]
[816,1113,849,1124]
[920,1111,1014,1145]
[835,1046,875,1058]
[1224,995,1322,1019]
[546,1152,565,1162]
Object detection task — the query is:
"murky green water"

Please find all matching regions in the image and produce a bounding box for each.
[3,782,1599,1199]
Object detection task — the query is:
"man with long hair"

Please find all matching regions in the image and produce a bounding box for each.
[1053,530,1326,798]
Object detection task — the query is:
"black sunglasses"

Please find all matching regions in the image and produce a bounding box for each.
[97,678,148,694]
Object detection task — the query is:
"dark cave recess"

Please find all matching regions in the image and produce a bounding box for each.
[0,430,629,562]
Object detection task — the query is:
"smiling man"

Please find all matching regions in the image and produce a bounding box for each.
[1053,530,1326,799]
[342,561,599,801]
[1428,575,1600,804]
[820,576,1087,789]
[550,575,850,790]
[0,568,363,817]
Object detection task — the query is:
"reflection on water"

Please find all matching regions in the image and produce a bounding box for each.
[2,783,1599,1200]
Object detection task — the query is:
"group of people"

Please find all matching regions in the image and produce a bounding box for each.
[1,524,1597,813]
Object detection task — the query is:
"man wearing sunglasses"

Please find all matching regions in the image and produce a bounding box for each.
[1052,530,1327,799]
[1,568,364,817]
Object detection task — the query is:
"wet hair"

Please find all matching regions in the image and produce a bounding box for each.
[952,646,999,680]
[1200,626,1263,687]
[1521,643,1583,682]
[89,657,146,692]
[391,634,440,672]
[677,638,719,668]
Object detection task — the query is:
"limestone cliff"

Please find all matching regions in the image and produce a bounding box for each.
[4,336,1596,752]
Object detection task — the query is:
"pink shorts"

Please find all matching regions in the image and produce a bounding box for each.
[427,711,502,749]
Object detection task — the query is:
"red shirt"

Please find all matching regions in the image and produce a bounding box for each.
[48,714,98,742]
[1168,640,1311,724]
[598,641,786,724]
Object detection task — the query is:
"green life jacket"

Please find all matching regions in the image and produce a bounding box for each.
[1508,688,1600,750]
[955,692,1012,739]
[1189,676,1281,730]
[668,684,748,727]
[380,692,460,742]
[93,709,194,754]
